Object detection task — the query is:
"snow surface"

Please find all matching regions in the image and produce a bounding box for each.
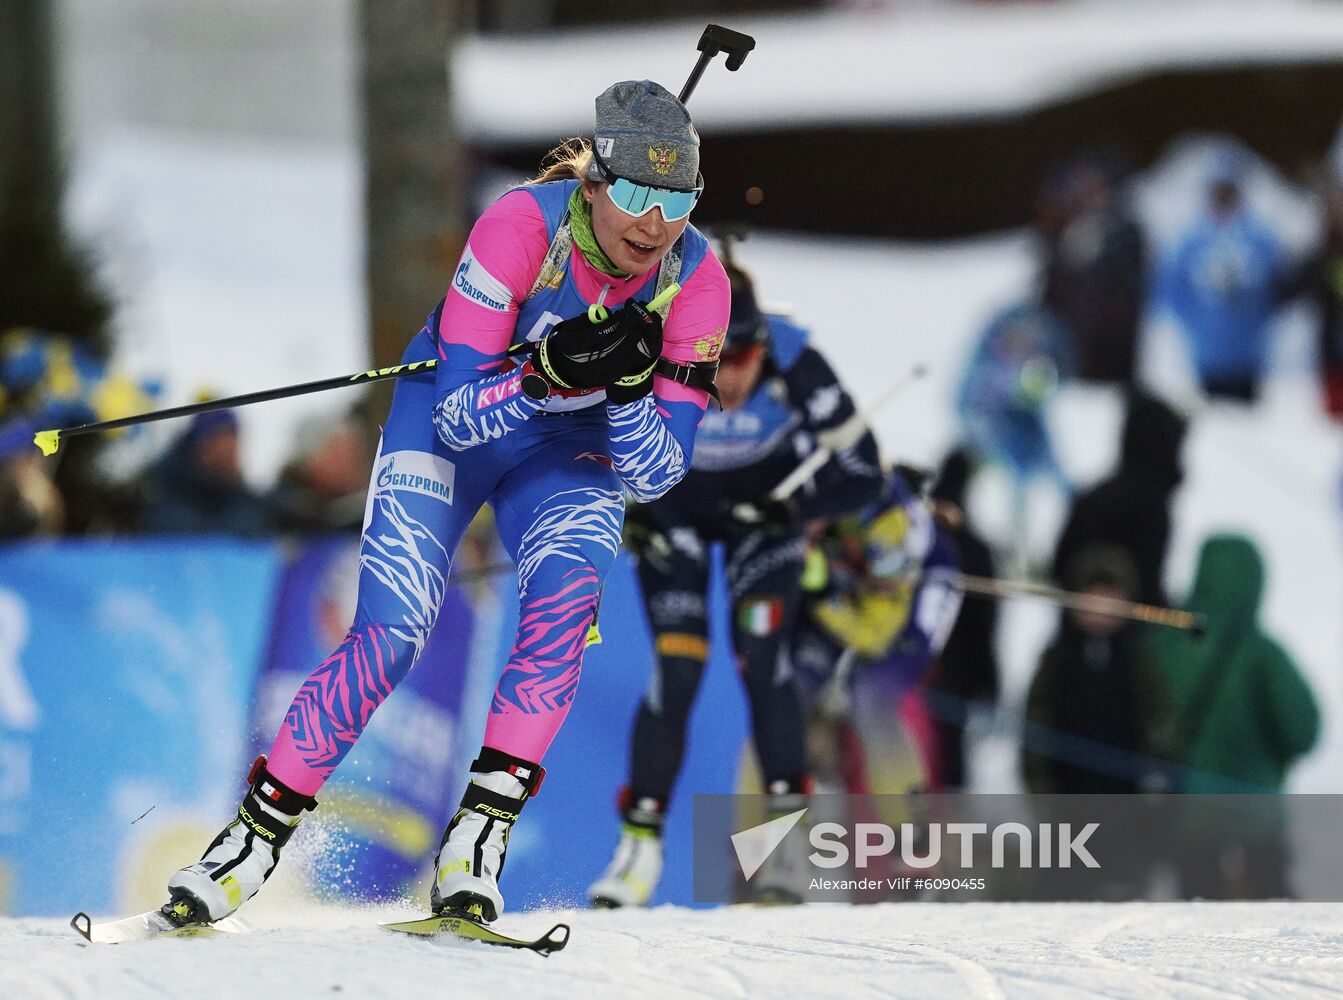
[6,901,1343,999]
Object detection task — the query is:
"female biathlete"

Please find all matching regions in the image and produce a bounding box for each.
[164,80,729,927]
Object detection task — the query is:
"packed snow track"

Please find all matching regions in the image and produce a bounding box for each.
[5,901,1343,999]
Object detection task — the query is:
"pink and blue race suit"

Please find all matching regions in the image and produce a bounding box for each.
[265,179,729,794]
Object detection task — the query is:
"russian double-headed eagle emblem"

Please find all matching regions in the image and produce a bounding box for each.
[648,145,678,175]
[695,327,726,361]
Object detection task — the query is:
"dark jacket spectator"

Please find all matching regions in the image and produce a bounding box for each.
[923,448,1000,790]
[1280,161,1343,419]
[1052,391,1186,608]
[143,410,272,537]
[1040,157,1147,385]
[1022,544,1178,795]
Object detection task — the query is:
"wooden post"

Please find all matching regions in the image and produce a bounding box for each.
[357,0,466,411]
[0,0,111,342]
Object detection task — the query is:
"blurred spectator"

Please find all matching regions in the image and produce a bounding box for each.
[269,413,376,535]
[1021,544,1178,796]
[0,327,155,535]
[1157,149,1288,403]
[142,409,273,536]
[923,447,1000,791]
[1153,533,1319,898]
[1052,390,1186,608]
[0,416,63,540]
[1280,134,1343,419]
[957,299,1072,565]
[1039,155,1147,385]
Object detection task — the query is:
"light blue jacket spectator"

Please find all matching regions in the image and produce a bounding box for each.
[1160,194,1286,393]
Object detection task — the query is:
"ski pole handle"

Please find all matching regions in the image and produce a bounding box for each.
[586,282,681,325]
[678,24,756,104]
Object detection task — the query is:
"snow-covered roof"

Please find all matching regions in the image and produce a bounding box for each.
[453,1,1343,141]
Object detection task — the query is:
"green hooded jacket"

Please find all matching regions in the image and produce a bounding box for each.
[1153,534,1319,794]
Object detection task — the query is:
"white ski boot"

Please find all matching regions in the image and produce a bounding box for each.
[431,747,544,923]
[746,784,811,905]
[588,792,665,908]
[165,756,316,924]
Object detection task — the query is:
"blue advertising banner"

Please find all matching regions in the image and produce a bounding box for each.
[0,536,753,917]
[0,539,280,916]
[248,538,479,901]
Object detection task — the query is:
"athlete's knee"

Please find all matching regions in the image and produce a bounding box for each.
[513,487,624,595]
[295,623,424,732]
[645,642,708,720]
[736,640,795,702]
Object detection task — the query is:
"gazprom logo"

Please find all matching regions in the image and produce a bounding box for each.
[453,246,511,313]
[376,451,456,505]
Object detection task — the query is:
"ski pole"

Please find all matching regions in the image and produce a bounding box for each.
[769,364,929,502]
[32,283,683,457]
[948,570,1207,636]
[32,361,438,457]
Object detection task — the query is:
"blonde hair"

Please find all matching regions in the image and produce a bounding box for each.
[528,137,595,185]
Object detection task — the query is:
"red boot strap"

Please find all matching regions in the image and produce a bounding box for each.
[471,747,545,797]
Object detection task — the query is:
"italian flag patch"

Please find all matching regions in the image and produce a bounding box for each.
[738,597,785,637]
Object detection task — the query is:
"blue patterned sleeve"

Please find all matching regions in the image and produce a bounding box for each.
[605,396,701,502]
[434,365,547,452]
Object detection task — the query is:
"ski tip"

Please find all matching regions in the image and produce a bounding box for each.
[538,923,570,956]
[70,912,93,943]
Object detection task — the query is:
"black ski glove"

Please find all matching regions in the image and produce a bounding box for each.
[622,503,674,572]
[535,301,663,391]
[606,308,663,405]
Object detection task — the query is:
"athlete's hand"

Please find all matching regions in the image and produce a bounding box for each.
[622,503,674,572]
[606,306,663,405]
[535,301,663,391]
[723,497,800,535]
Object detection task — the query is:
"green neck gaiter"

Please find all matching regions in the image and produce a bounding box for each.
[568,186,626,278]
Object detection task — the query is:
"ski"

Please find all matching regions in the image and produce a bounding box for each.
[70,908,249,944]
[380,913,570,956]
[70,905,567,955]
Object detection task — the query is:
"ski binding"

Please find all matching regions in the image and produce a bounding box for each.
[381,899,569,956]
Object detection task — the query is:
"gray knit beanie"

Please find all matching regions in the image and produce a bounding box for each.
[588,80,701,191]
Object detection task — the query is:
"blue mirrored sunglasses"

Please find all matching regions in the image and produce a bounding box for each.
[605,176,702,222]
[593,147,703,222]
